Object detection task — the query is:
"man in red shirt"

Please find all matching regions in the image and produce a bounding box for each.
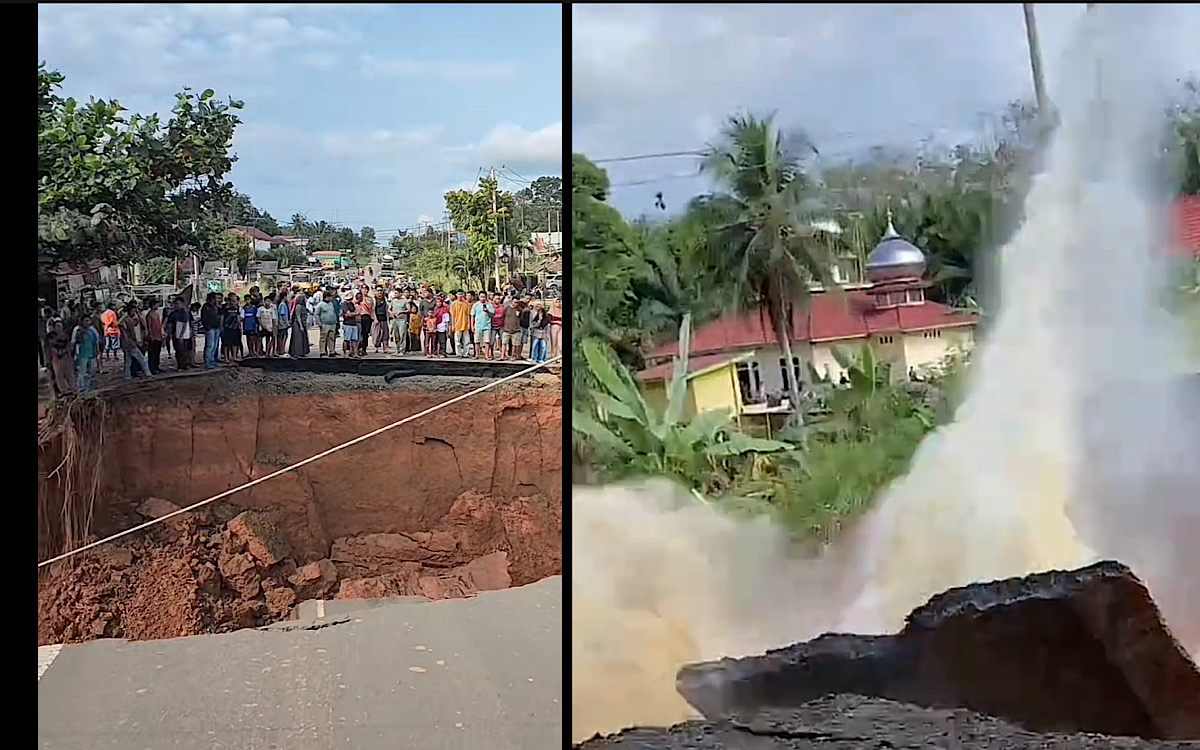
[488,292,506,360]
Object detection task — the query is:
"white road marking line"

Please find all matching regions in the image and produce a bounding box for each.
[38,644,63,682]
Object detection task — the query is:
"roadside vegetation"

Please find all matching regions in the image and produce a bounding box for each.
[572,81,1199,542]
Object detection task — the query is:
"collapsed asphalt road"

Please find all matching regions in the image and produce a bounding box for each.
[38,577,562,750]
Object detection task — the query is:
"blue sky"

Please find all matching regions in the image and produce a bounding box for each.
[573,4,1200,217]
[38,4,563,239]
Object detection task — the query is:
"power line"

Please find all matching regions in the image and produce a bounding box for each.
[593,150,707,164]
[610,171,703,188]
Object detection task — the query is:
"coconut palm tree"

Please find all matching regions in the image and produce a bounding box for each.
[699,113,837,414]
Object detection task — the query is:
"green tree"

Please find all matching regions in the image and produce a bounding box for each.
[698,113,838,414]
[38,63,244,266]
[444,175,518,289]
[571,154,644,403]
[218,192,283,236]
[573,316,791,493]
[1165,77,1199,196]
[212,228,253,276]
[512,176,563,233]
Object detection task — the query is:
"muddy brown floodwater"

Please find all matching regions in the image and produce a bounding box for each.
[37,369,562,646]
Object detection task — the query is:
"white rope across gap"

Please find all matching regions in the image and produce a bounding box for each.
[38,357,563,569]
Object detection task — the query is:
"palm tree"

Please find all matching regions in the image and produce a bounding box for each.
[699,113,836,415]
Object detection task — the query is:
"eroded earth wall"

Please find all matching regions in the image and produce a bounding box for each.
[86,374,562,567]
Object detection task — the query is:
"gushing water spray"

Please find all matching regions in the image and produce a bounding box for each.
[572,6,1199,742]
[841,3,1200,638]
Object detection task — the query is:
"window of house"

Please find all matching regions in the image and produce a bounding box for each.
[923,329,942,339]
[878,335,895,345]
[778,356,803,393]
[736,361,764,404]
[907,289,925,304]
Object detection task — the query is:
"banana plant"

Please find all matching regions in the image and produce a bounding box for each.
[573,314,794,493]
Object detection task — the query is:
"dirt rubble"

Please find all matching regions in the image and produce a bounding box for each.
[37,371,562,646]
[38,489,560,645]
[578,562,1200,748]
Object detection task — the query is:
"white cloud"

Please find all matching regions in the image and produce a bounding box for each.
[474,122,562,167]
[301,51,340,70]
[235,121,440,162]
[360,55,517,83]
[38,4,367,99]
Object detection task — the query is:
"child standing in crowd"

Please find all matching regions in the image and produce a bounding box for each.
[529,301,549,363]
[406,301,421,353]
[341,291,360,357]
[243,295,259,357]
[257,293,277,357]
[434,297,451,357]
[422,303,439,357]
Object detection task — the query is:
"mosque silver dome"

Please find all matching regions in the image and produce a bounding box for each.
[865,217,926,282]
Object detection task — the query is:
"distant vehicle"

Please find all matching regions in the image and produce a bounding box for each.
[289,271,316,291]
[544,273,562,295]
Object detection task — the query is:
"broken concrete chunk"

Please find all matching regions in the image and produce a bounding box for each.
[262,582,297,617]
[137,497,182,520]
[227,511,291,566]
[458,551,511,592]
[574,695,1173,749]
[676,560,1200,741]
[288,558,339,599]
[217,552,262,599]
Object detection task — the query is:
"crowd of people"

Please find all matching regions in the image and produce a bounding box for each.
[38,278,564,396]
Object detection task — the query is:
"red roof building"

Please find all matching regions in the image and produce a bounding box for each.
[232,226,287,245]
[640,213,980,396]
[640,291,977,382]
[1171,195,1200,259]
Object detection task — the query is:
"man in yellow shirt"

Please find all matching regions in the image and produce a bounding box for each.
[449,290,472,358]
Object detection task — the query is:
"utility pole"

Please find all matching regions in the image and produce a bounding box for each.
[1023,3,1049,114]
[490,167,500,289]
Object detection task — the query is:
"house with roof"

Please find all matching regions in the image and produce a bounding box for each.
[638,197,1200,431]
[232,226,289,256]
[637,219,978,431]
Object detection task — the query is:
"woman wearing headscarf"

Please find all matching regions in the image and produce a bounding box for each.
[372,289,390,353]
[288,290,311,358]
[47,318,76,395]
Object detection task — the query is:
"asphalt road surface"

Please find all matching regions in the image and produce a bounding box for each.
[38,577,562,749]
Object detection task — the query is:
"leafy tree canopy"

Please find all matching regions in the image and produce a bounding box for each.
[511,176,563,234]
[38,63,244,267]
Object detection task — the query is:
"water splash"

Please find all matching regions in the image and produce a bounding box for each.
[841,3,1199,638]
[571,7,1199,741]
